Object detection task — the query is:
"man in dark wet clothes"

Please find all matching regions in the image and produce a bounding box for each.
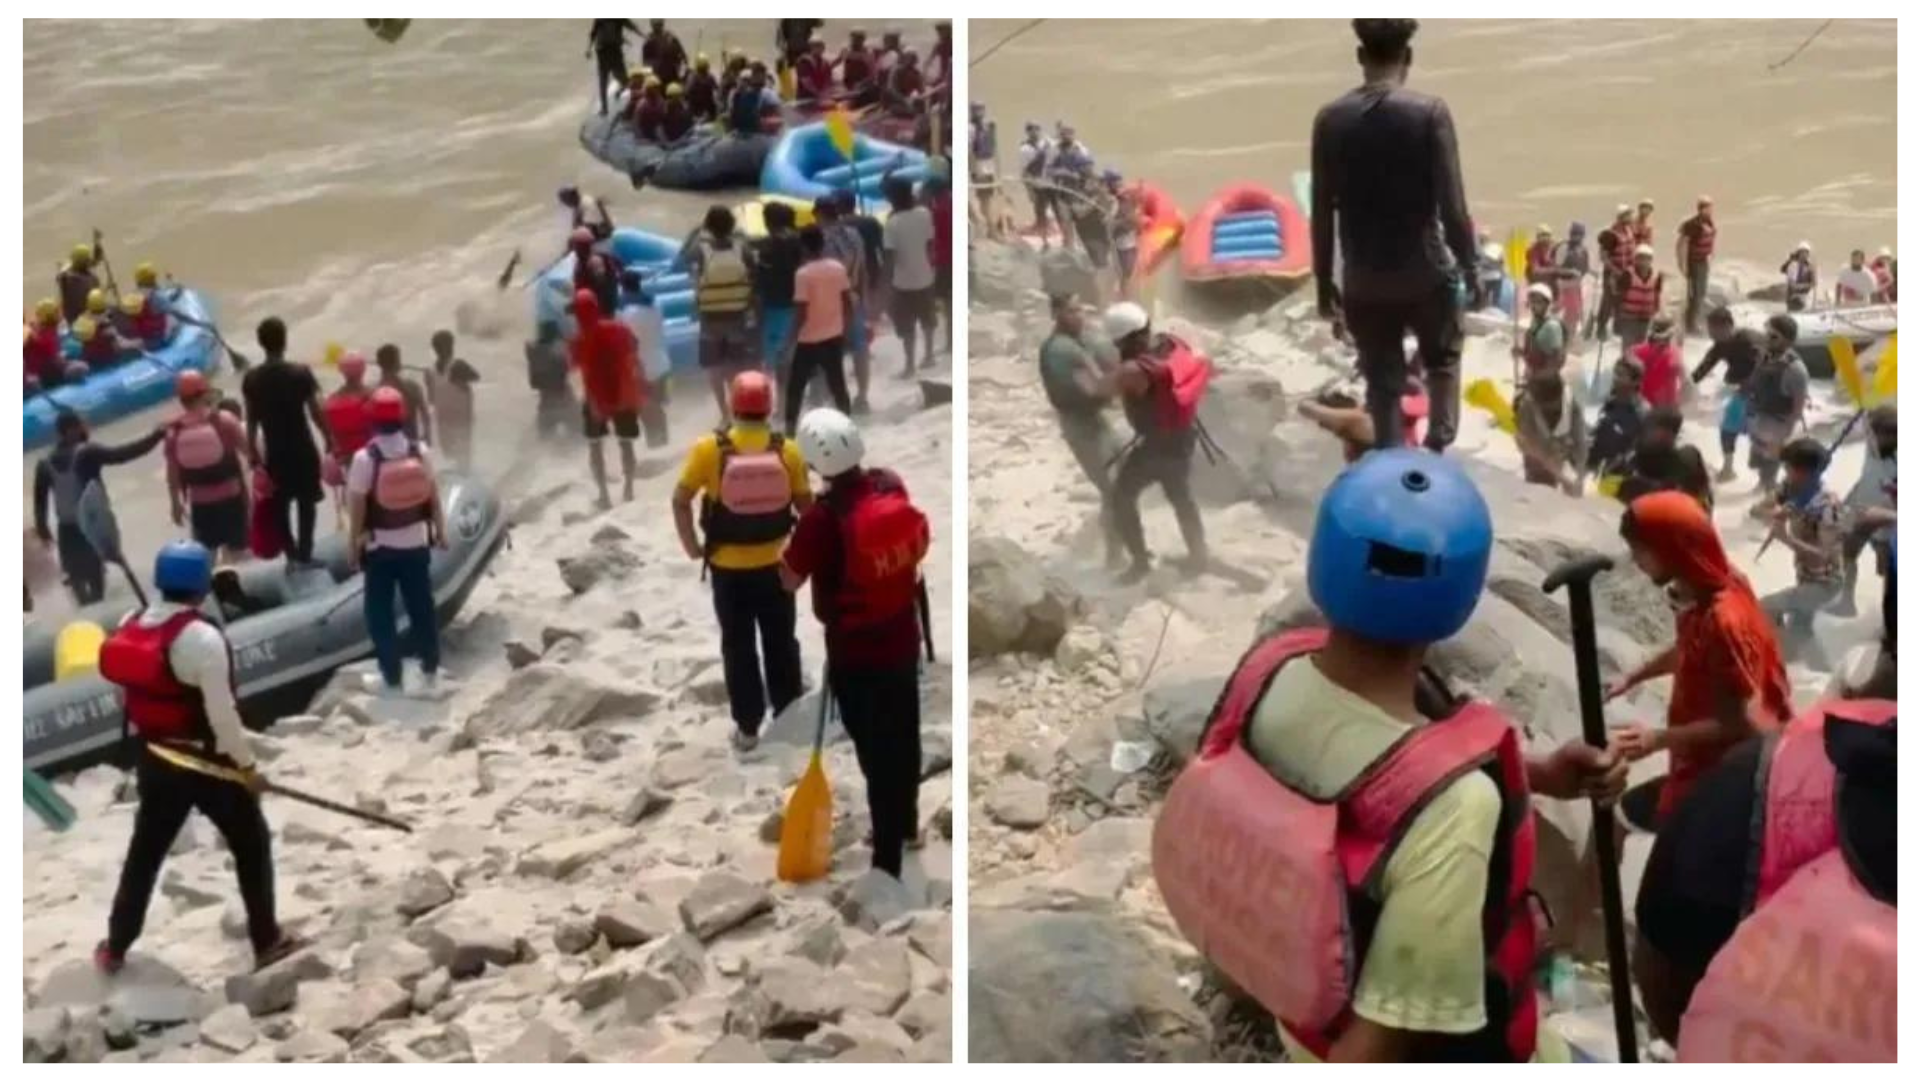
[777,19,824,67]
[34,411,168,605]
[641,20,690,87]
[587,19,641,116]
[241,318,334,567]
[1311,19,1477,452]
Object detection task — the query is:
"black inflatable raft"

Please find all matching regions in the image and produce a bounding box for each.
[22,474,506,774]
[577,113,773,191]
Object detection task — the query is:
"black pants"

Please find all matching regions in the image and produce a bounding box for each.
[595,48,628,114]
[831,661,921,878]
[108,749,280,956]
[710,565,802,735]
[268,486,318,564]
[57,521,105,605]
[1112,439,1206,567]
[1345,285,1463,451]
[1685,258,1712,334]
[1594,270,1621,339]
[785,337,852,433]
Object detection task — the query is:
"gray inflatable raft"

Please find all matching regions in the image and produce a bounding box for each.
[577,113,773,191]
[22,473,506,774]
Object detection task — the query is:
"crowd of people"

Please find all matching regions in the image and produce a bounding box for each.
[26,244,197,396]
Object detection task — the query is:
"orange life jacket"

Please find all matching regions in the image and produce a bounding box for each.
[1619,268,1663,318]
[1684,215,1716,262]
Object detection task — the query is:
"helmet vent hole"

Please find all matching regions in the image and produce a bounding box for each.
[1401,470,1430,494]
[1365,542,1433,580]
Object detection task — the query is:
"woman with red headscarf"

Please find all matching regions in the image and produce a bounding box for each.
[1605,491,1794,823]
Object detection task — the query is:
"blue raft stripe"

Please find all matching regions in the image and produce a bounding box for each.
[24,288,221,452]
[533,227,704,372]
[760,121,929,203]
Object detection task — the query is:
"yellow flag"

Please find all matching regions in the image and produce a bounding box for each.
[825,106,856,163]
[1465,377,1518,435]
[323,341,344,367]
[1504,229,1529,288]
[1870,332,1898,403]
[1830,337,1865,407]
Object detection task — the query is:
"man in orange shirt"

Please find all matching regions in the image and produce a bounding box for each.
[570,288,643,508]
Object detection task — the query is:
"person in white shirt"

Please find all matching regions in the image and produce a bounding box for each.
[96,539,304,975]
[1015,121,1056,241]
[620,269,672,447]
[882,177,937,376]
[1835,249,1879,307]
[347,387,450,697]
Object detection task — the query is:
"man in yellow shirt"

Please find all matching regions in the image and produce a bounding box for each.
[671,371,812,751]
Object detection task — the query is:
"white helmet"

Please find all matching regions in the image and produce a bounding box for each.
[1103,301,1150,342]
[1527,282,1554,302]
[1796,240,1813,253]
[1634,244,1656,258]
[797,407,864,478]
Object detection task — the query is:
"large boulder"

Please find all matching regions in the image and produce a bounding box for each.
[969,906,1210,1063]
[969,536,1080,659]
[464,664,662,739]
[970,241,1040,307]
[1140,677,1226,769]
[1038,248,1100,306]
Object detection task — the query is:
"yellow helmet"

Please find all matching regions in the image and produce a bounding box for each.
[70,243,93,265]
[134,262,158,287]
[74,316,98,342]
[121,294,145,315]
[666,82,684,97]
[85,288,108,314]
[323,341,345,367]
[645,74,662,88]
[628,70,646,85]
[33,298,59,323]
[695,52,710,67]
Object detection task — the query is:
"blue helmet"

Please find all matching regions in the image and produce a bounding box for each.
[1307,449,1492,645]
[154,540,213,597]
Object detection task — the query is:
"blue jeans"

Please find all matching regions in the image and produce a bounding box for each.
[760,304,796,371]
[363,545,438,687]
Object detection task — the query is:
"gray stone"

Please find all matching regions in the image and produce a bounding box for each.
[595,899,676,948]
[1038,246,1100,305]
[274,1029,349,1063]
[894,991,950,1038]
[900,912,952,966]
[568,932,706,1013]
[969,536,1080,658]
[300,977,410,1040]
[837,938,913,1017]
[198,1002,257,1053]
[552,919,598,956]
[969,906,1209,1063]
[541,625,586,652]
[985,775,1050,830]
[515,826,631,880]
[589,523,631,544]
[100,1005,137,1050]
[24,1006,68,1062]
[411,968,452,1013]
[678,872,774,941]
[699,1034,773,1063]
[464,663,662,740]
[618,785,672,825]
[556,544,642,595]
[920,729,953,778]
[503,639,542,669]
[580,729,621,762]
[408,914,526,979]
[1141,676,1227,768]
[36,954,204,1027]
[682,664,732,706]
[620,970,683,1024]
[612,609,643,631]
[394,866,455,918]
[649,746,711,789]
[283,820,350,850]
[756,958,844,1037]
[787,917,847,967]
[493,1019,583,1064]
[224,949,332,1017]
[351,937,435,990]
[836,869,920,931]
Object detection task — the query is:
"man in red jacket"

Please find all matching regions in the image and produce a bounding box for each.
[570,288,643,508]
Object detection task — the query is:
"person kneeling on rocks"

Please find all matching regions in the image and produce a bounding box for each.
[780,408,934,878]
[1158,451,1625,1062]
[673,372,811,752]
[96,540,305,975]
[1103,301,1211,583]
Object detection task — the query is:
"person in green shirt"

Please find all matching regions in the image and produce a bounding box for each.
[1037,294,1122,563]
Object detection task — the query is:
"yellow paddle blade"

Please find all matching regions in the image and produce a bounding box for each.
[1597,474,1624,500]
[1870,332,1897,403]
[54,621,106,681]
[1504,229,1529,286]
[825,106,856,162]
[776,752,833,883]
[734,195,817,240]
[1465,377,1518,435]
[1830,336,1865,407]
[322,341,345,367]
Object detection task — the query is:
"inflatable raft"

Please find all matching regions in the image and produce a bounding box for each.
[577,112,773,192]
[785,101,919,146]
[761,122,929,204]
[531,228,700,372]
[1181,183,1311,286]
[1788,303,1897,379]
[1132,182,1184,282]
[22,473,506,774]
[24,288,222,453]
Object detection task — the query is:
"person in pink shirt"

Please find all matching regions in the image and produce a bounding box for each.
[1634,315,1684,409]
[783,224,855,433]
[165,371,255,565]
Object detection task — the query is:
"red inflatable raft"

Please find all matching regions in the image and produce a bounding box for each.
[1131,181,1184,282]
[1181,183,1311,285]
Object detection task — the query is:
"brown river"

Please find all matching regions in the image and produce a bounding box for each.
[971,18,1897,271]
[20,17,935,613]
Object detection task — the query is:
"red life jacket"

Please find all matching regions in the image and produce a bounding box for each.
[323,388,374,461]
[167,413,241,494]
[1129,334,1212,434]
[796,55,833,97]
[133,294,168,344]
[1526,239,1555,281]
[830,469,930,631]
[1606,224,1637,272]
[24,324,61,381]
[365,441,435,531]
[702,431,796,549]
[98,609,221,743]
[1619,268,1663,318]
[1152,626,1539,1062]
[1677,699,1895,1063]
[890,65,924,98]
[81,326,120,364]
[841,47,874,87]
[1685,215,1716,261]
[1632,219,1656,247]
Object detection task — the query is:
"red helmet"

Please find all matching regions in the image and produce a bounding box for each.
[729,370,773,419]
[174,370,209,402]
[337,350,368,379]
[368,386,407,426]
[570,226,595,249]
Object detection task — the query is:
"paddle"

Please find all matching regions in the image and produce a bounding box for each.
[91,227,121,300]
[776,672,835,883]
[26,770,77,833]
[162,273,252,372]
[1504,228,1530,388]
[146,742,415,832]
[74,480,147,608]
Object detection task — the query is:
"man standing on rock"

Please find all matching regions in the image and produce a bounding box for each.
[781,408,933,878]
[1675,197,1716,335]
[1311,18,1476,452]
[672,372,812,752]
[1103,302,1210,583]
[96,540,305,975]
[1039,294,1123,563]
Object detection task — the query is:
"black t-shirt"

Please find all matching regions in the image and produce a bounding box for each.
[1588,397,1646,474]
[850,215,884,277]
[1692,328,1765,387]
[241,359,321,461]
[752,231,804,308]
[1620,443,1714,507]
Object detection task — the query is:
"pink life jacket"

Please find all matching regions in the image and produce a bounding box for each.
[1677,699,1896,1063]
[167,413,241,500]
[365,441,434,532]
[1151,626,1539,1062]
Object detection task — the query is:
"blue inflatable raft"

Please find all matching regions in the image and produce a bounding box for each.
[760,122,928,204]
[533,228,701,372]
[24,288,222,452]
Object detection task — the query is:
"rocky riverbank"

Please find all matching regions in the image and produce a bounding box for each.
[23,357,954,1065]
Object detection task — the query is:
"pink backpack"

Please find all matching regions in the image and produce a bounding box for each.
[168,414,239,492]
[366,443,434,531]
[702,430,795,549]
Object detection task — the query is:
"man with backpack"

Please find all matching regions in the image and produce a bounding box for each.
[34,410,168,605]
[166,371,254,565]
[678,206,761,422]
[347,387,449,698]
[780,408,933,878]
[671,372,812,752]
[1102,302,1210,583]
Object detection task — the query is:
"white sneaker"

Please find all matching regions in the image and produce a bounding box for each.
[360,672,403,698]
[404,668,454,700]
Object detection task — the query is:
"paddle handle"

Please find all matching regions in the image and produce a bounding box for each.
[811,664,832,754]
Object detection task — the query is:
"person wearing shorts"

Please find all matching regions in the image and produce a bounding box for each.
[883,177,938,376]
[681,205,763,421]
[569,288,643,507]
